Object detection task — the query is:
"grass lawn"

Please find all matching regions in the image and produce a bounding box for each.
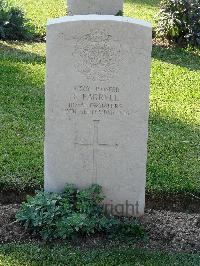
[8,0,160,36]
[124,0,161,26]
[0,0,199,195]
[8,0,67,36]
[0,245,200,266]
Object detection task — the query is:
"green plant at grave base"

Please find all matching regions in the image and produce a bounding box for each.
[106,217,147,242]
[0,0,35,41]
[16,184,146,241]
[155,0,200,47]
[115,10,124,16]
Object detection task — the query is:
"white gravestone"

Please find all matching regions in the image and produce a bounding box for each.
[67,0,123,15]
[45,15,152,216]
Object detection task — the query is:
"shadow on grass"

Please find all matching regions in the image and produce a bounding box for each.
[0,44,44,194]
[0,245,200,266]
[147,112,200,195]
[0,42,45,64]
[152,45,200,71]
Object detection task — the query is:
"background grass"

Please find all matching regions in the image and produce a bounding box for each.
[0,42,45,191]
[8,0,67,36]
[124,0,160,26]
[0,0,199,194]
[0,245,200,266]
[8,0,160,36]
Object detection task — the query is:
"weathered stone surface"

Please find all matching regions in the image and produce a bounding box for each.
[45,15,152,216]
[67,0,123,15]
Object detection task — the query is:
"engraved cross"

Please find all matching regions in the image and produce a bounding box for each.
[75,120,118,183]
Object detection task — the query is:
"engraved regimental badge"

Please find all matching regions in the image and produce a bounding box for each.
[73,29,121,81]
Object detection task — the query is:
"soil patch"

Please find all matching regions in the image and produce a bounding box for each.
[1,204,200,253]
[146,192,200,213]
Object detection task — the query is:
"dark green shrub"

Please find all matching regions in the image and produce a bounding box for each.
[115,10,123,16]
[0,0,35,40]
[156,0,200,46]
[16,184,146,241]
[106,218,147,242]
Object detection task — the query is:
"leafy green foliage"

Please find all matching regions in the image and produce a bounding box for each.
[115,10,124,16]
[16,184,146,241]
[106,218,147,242]
[0,0,35,40]
[156,0,200,46]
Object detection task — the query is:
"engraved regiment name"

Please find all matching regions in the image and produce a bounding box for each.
[65,85,130,117]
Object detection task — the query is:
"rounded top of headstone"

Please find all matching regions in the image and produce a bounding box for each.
[67,0,124,16]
